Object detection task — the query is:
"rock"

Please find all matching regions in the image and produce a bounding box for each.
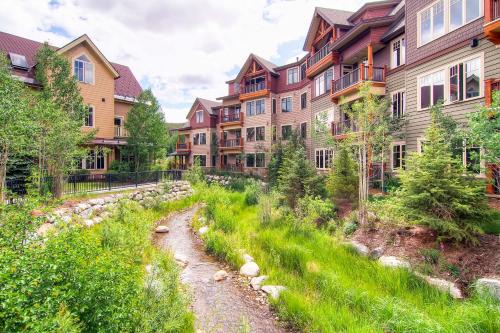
[88,198,105,206]
[155,225,170,233]
[243,254,255,263]
[213,270,229,281]
[250,275,268,290]
[369,246,384,259]
[378,256,411,269]
[75,203,90,213]
[261,285,286,299]
[349,241,370,256]
[198,226,209,235]
[79,208,94,219]
[418,274,463,299]
[174,254,189,268]
[240,262,260,277]
[83,219,95,227]
[93,217,103,225]
[476,278,500,300]
[61,215,72,224]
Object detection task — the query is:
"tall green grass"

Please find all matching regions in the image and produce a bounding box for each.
[196,185,500,333]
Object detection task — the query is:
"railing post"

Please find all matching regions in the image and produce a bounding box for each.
[360,64,365,81]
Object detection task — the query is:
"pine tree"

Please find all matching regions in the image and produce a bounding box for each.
[327,146,358,202]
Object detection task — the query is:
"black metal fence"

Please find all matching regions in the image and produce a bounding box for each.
[5,170,184,198]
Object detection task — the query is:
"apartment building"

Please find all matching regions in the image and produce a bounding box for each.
[0,31,142,173]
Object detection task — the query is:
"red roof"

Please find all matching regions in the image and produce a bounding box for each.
[0,31,142,98]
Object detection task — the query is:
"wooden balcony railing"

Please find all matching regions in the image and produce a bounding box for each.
[114,126,128,137]
[485,78,500,106]
[220,138,244,148]
[307,43,331,68]
[331,65,386,94]
[331,120,358,136]
[220,164,244,172]
[485,0,500,44]
[176,142,191,151]
[244,81,267,93]
[221,112,244,123]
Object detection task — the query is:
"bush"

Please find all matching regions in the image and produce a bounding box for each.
[184,159,204,184]
[343,211,359,236]
[327,146,358,202]
[296,196,335,227]
[244,179,261,205]
[108,159,132,173]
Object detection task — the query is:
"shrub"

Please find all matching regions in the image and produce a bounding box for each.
[327,146,358,202]
[184,159,204,184]
[244,179,261,205]
[258,193,275,226]
[343,211,359,236]
[108,159,132,173]
[296,196,335,227]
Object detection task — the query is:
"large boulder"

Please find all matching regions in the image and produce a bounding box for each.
[369,246,384,260]
[420,275,463,299]
[243,253,255,263]
[349,241,369,256]
[476,278,500,300]
[240,262,260,277]
[261,285,286,299]
[378,256,411,269]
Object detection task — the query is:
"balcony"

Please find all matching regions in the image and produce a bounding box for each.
[114,125,128,138]
[220,163,244,173]
[219,138,244,151]
[220,112,244,127]
[485,78,500,106]
[331,120,358,139]
[485,0,500,44]
[239,81,270,101]
[331,65,386,104]
[306,43,339,78]
[176,142,191,152]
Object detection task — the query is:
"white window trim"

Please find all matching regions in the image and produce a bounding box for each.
[390,35,406,69]
[300,121,308,139]
[391,89,406,118]
[84,104,95,128]
[281,96,293,112]
[193,154,207,167]
[255,98,266,115]
[287,66,299,85]
[462,144,486,176]
[193,132,207,145]
[272,98,277,114]
[417,0,483,47]
[417,137,427,153]
[81,148,106,170]
[281,124,293,140]
[245,152,266,168]
[315,148,334,170]
[195,110,204,123]
[300,92,307,110]
[416,52,484,111]
[314,72,326,97]
[391,141,406,171]
[73,53,95,85]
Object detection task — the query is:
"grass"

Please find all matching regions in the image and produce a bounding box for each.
[194,184,500,333]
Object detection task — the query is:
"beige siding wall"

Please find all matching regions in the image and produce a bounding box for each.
[405,38,500,152]
[310,93,336,166]
[114,101,132,119]
[190,128,216,167]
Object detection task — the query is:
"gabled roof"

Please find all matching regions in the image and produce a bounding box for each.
[347,0,401,22]
[303,7,354,51]
[0,30,142,98]
[186,97,221,119]
[234,53,278,82]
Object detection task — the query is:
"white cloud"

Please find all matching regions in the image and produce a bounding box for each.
[0,0,369,123]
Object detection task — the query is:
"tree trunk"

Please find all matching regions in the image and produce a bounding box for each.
[0,149,8,202]
[381,150,385,193]
[52,173,64,199]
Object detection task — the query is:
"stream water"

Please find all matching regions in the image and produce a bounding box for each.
[155,206,288,333]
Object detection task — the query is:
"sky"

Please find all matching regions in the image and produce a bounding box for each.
[0,0,369,123]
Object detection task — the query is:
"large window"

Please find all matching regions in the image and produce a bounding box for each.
[315,149,333,169]
[195,110,204,123]
[194,155,207,167]
[314,68,333,97]
[281,96,292,112]
[82,148,105,170]
[281,125,292,140]
[300,63,307,81]
[391,36,406,68]
[301,92,307,110]
[392,91,405,118]
[193,133,206,145]
[246,101,255,116]
[287,67,299,84]
[419,0,481,46]
[392,143,406,169]
[300,122,307,139]
[256,153,265,167]
[246,127,255,142]
[465,58,480,99]
[256,99,265,114]
[246,154,255,167]
[256,126,265,141]
[419,71,444,109]
[74,55,94,84]
[84,105,94,127]
[272,98,277,114]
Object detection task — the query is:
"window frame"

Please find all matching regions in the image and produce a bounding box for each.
[281,124,292,140]
[195,110,204,123]
[281,96,293,113]
[246,101,255,116]
[391,142,406,170]
[193,154,207,167]
[272,125,277,141]
[81,148,105,170]
[300,92,307,110]
[255,99,266,115]
[390,35,406,69]
[193,132,206,145]
[246,127,256,142]
[255,126,265,141]
[300,122,307,139]
[391,90,405,118]
[272,98,277,114]
[256,152,266,168]
[84,105,94,127]
[287,67,299,85]
[315,148,333,170]
[73,54,94,84]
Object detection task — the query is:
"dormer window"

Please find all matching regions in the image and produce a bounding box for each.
[195,110,204,123]
[9,53,28,70]
[74,55,94,84]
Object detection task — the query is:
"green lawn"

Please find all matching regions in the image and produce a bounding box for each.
[195,185,500,333]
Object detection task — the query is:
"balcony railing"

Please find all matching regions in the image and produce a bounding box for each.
[308,43,331,67]
[244,81,267,93]
[114,126,128,137]
[221,112,243,123]
[489,0,500,21]
[220,138,244,148]
[332,120,358,136]
[220,164,244,172]
[176,142,191,151]
[332,65,386,94]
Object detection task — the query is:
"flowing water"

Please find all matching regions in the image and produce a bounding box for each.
[155,206,288,333]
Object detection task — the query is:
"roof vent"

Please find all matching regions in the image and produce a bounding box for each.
[9,52,29,70]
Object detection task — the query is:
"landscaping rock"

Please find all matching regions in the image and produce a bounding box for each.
[419,274,463,299]
[83,219,95,227]
[349,241,370,256]
[369,246,384,259]
[261,285,286,299]
[250,275,268,290]
[240,262,260,277]
[174,254,189,268]
[243,254,255,263]
[213,270,229,281]
[476,278,500,300]
[155,225,170,233]
[198,226,209,235]
[378,256,411,269]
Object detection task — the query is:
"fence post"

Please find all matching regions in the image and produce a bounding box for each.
[108,174,111,191]
[72,176,76,194]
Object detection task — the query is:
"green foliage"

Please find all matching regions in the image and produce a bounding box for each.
[184,159,204,184]
[108,159,132,173]
[296,195,335,227]
[244,179,261,205]
[268,141,284,188]
[343,211,359,236]
[420,248,441,265]
[124,89,168,171]
[392,105,489,243]
[327,146,358,202]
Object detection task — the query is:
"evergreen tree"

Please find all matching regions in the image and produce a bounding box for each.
[327,146,358,202]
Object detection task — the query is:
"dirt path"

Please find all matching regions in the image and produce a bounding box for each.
[155,206,288,333]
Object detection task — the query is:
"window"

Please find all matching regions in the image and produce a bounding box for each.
[193,133,206,145]
[256,153,265,167]
[256,99,265,114]
[315,110,332,133]
[256,126,265,141]
[450,0,481,31]
[281,125,292,140]
[272,125,277,141]
[246,127,255,142]
[448,57,481,102]
[419,0,445,45]
[325,68,333,92]
[300,63,307,81]
[82,148,105,170]
[391,37,406,68]
[465,58,480,99]
[272,98,277,114]
[392,144,406,169]
[246,154,255,167]
[287,67,299,84]
[315,149,333,169]
[246,101,255,116]
[392,91,405,118]
[194,155,207,167]
[281,96,292,112]
[300,92,307,110]
[195,110,204,123]
[314,68,333,97]
[419,71,444,109]
[300,122,307,139]
[84,105,94,127]
[464,146,481,173]
[74,55,94,84]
